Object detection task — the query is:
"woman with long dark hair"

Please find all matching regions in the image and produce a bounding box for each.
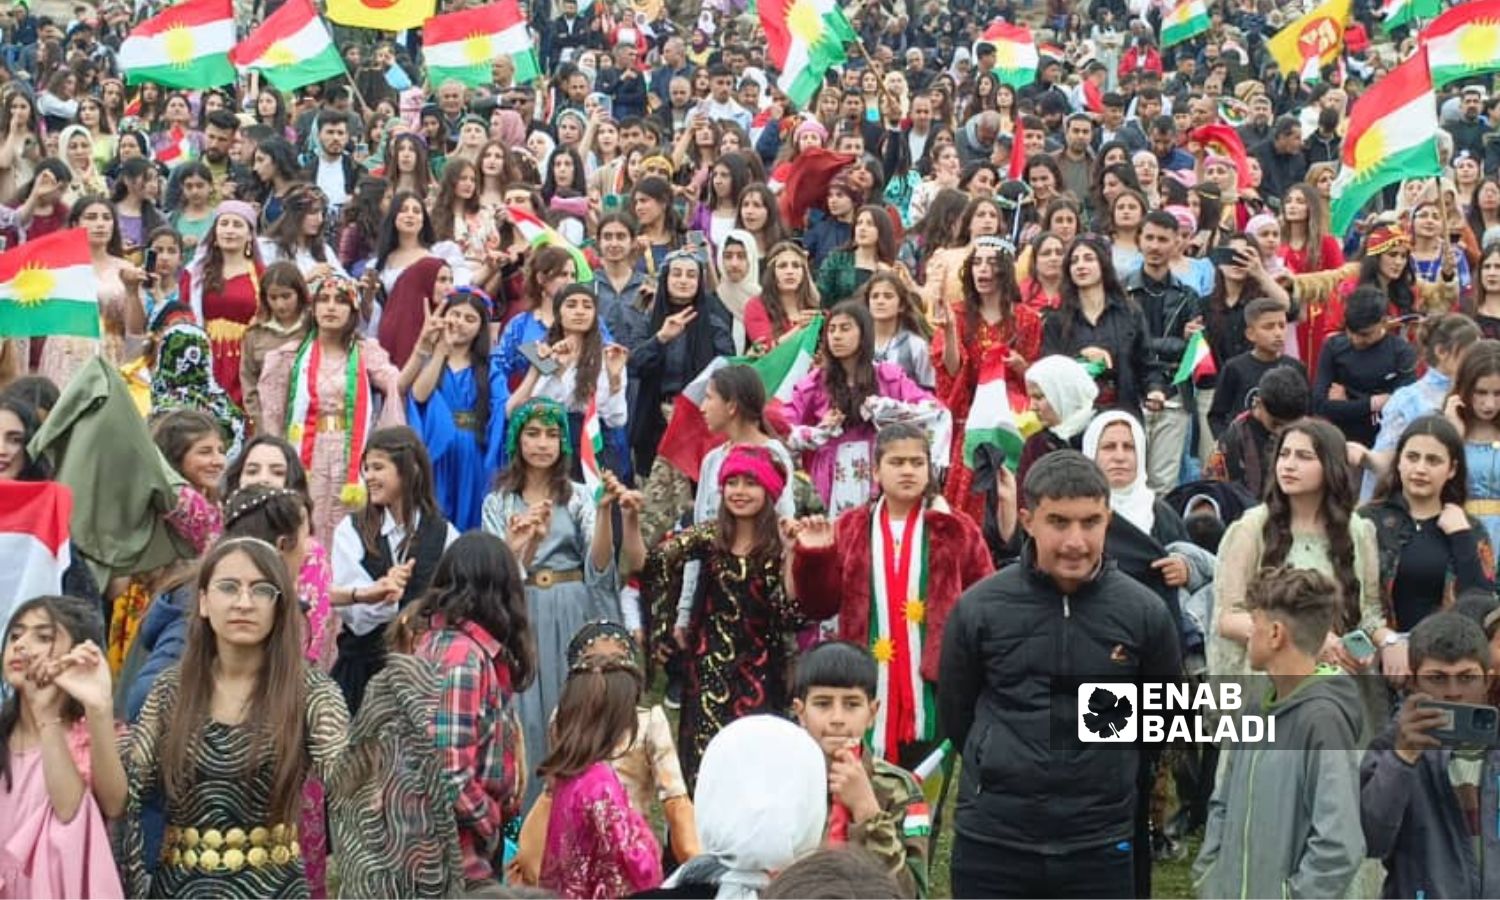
[1042,234,1150,415]
[122,537,349,897]
[1361,415,1494,634]
[180,201,266,405]
[250,136,301,229]
[258,184,345,282]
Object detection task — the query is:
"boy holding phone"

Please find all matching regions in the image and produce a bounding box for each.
[1361,612,1500,897]
[1195,567,1365,899]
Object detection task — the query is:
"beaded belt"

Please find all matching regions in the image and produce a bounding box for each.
[162,824,301,873]
[453,411,479,432]
[316,413,345,433]
[205,319,248,344]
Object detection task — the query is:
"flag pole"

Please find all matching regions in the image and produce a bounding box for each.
[343,68,372,115]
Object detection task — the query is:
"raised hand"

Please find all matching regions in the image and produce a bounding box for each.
[657,308,697,343]
[794,516,835,549]
[604,343,629,379]
[47,641,113,716]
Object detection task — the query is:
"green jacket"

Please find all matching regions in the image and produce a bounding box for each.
[828,756,930,899]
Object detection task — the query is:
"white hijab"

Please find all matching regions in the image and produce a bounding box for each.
[1082,409,1156,535]
[1025,355,1100,441]
[670,716,827,899]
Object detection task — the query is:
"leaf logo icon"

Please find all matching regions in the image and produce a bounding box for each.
[1082,686,1134,739]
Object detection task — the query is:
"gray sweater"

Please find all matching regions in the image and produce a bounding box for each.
[1194,667,1366,899]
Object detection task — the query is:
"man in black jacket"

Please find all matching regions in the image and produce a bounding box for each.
[1126,211,1200,492]
[940,451,1181,899]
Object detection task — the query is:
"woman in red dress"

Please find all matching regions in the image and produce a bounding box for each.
[183,200,265,406]
[932,236,1042,527]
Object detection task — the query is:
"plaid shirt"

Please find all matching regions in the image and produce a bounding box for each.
[416,617,525,883]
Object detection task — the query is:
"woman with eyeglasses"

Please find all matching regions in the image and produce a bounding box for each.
[120,537,349,898]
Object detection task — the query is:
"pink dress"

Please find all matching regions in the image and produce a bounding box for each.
[0,722,124,899]
[39,261,128,390]
[298,538,336,898]
[258,338,405,547]
[539,762,663,899]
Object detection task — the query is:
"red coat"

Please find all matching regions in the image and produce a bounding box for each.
[794,504,994,683]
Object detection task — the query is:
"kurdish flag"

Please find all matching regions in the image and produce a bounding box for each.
[1173,330,1216,384]
[506,206,594,283]
[1162,0,1211,48]
[231,0,346,92]
[978,21,1040,88]
[760,0,858,108]
[0,482,72,630]
[1379,0,1440,33]
[657,316,823,479]
[963,348,1023,469]
[581,397,606,501]
[156,125,197,167]
[0,229,100,339]
[327,0,434,31]
[120,0,236,90]
[425,1,541,89]
[1329,50,1442,235]
[1421,0,1500,87]
[1266,0,1349,76]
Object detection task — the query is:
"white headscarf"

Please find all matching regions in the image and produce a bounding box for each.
[1025,356,1100,441]
[1082,409,1156,535]
[715,227,762,320]
[670,716,827,899]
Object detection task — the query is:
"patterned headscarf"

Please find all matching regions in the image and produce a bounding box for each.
[504,397,572,462]
[150,322,246,458]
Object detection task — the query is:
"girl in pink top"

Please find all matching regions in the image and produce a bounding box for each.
[1,595,126,899]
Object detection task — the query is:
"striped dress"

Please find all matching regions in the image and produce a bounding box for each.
[122,666,350,898]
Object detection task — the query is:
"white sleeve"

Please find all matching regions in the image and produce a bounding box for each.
[599,366,628,427]
[331,517,374,589]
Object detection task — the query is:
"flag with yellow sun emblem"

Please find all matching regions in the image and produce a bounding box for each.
[232,0,346,92]
[975,21,1041,88]
[119,0,236,90]
[0,229,101,339]
[424,0,540,88]
[868,499,934,763]
[760,0,857,108]
[1421,0,1500,86]
[1329,48,1441,235]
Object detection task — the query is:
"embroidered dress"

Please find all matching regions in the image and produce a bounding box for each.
[644,525,805,789]
[296,539,336,899]
[191,271,261,407]
[934,303,1042,527]
[539,762,663,899]
[259,337,405,546]
[0,722,124,899]
[122,667,349,899]
[481,483,618,806]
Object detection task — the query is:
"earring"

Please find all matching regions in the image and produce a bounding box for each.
[245,245,254,259]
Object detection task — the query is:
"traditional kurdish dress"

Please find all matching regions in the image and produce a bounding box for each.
[259,335,404,547]
[186,268,262,407]
[539,763,664,899]
[933,303,1042,527]
[791,499,994,765]
[406,364,510,531]
[644,525,806,788]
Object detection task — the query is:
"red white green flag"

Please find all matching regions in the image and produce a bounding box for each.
[231,0,346,92]
[156,126,197,167]
[120,0,236,90]
[1329,49,1442,234]
[581,397,606,501]
[963,348,1023,468]
[506,206,594,282]
[0,481,72,629]
[1420,0,1500,86]
[1163,0,1211,47]
[978,21,1040,88]
[0,228,100,339]
[759,0,858,108]
[425,0,541,88]
[1173,330,1217,384]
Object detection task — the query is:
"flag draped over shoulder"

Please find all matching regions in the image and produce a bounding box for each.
[657,317,823,479]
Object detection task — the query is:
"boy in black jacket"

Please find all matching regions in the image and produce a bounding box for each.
[1314,285,1419,447]
[1207,297,1306,438]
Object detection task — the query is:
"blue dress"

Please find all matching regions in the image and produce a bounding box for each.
[406,364,510,531]
[1467,440,1500,552]
[493,311,616,384]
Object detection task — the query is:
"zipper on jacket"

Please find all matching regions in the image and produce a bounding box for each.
[1064,595,1071,618]
[1240,750,1261,899]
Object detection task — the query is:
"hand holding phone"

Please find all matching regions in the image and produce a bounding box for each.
[519,340,560,376]
[1341,629,1377,662]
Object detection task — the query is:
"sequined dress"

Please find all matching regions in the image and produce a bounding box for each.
[123,666,350,898]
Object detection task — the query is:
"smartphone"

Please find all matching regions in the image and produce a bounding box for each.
[355,142,369,156]
[519,340,560,377]
[144,247,158,277]
[1422,700,1500,747]
[1341,629,1377,661]
[1210,245,1239,267]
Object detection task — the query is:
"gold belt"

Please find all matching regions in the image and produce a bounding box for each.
[162,824,301,872]
[1467,499,1500,515]
[527,568,583,588]
[205,318,248,344]
[453,410,479,431]
[316,413,344,433]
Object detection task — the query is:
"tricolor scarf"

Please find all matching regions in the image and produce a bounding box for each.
[285,335,372,507]
[868,497,933,762]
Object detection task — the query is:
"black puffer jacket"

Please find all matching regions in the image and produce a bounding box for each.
[1041,293,1152,414]
[938,544,1181,853]
[1124,268,1199,400]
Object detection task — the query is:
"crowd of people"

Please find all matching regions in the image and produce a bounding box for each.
[3,0,1500,896]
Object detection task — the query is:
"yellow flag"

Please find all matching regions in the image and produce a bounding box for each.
[1266,0,1350,75]
[327,0,435,31]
